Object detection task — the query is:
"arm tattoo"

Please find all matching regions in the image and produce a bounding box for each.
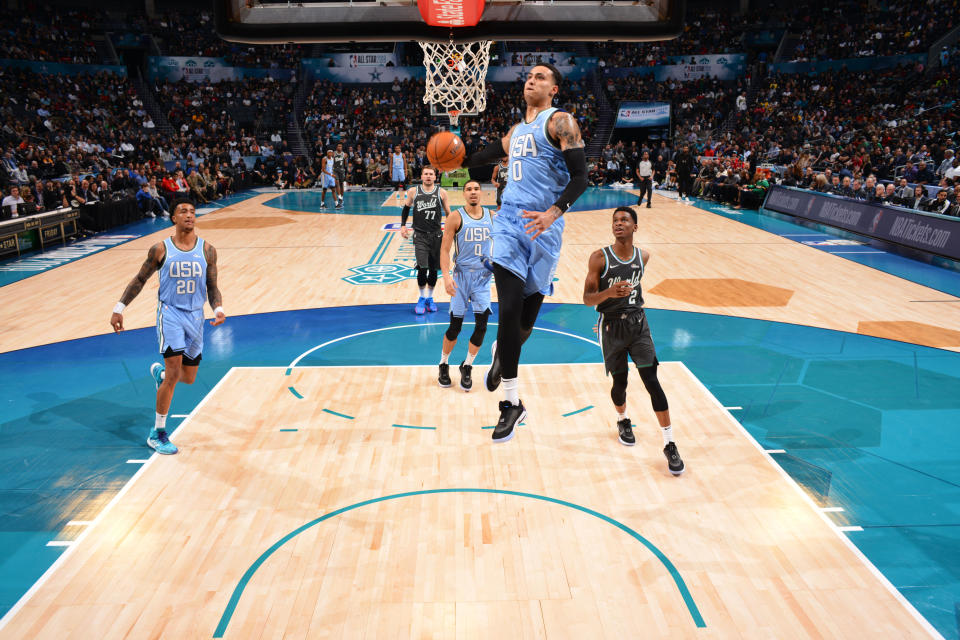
[204,242,223,309]
[120,243,163,305]
[553,113,585,150]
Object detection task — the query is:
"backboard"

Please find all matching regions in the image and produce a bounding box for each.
[214,0,685,44]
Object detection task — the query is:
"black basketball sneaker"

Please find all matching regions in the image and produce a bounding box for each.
[617,418,635,446]
[484,340,501,392]
[663,442,685,475]
[492,400,525,443]
[459,362,473,391]
[438,363,451,388]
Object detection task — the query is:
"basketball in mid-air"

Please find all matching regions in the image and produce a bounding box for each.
[427,131,465,172]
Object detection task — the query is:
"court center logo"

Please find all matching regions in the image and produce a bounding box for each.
[342,225,418,285]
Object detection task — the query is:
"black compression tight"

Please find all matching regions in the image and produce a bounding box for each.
[493,264,543,379]
[417,268,438,288]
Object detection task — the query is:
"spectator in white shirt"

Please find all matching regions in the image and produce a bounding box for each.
[2,186,25,217]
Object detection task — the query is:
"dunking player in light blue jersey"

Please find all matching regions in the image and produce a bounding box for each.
[438,180,494,391]
[110,198,225,455]
[459,63,588,443]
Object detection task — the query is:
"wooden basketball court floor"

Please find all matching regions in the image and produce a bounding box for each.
[1,187,958,638]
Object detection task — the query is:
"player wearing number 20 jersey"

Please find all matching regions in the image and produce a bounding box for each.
[157,235,208,361]
[110,198,225,456]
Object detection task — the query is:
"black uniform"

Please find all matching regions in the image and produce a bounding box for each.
[411,185,444,270]
[596,245,657,375]
[333,150,347,186]
[495,163,508,206]
[675,151,695,199]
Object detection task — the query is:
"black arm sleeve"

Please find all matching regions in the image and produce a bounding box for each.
[463,139,508,168]
[401,204,411,227]
[553,147,588,213]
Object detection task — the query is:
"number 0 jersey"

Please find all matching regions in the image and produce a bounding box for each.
[596,245,644,315]
[454,207,492,271]
[158,237,207,311]
[500,107,571,212]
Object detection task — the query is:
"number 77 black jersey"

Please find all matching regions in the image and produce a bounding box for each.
[596,245,644,315]
[412,184,444,233]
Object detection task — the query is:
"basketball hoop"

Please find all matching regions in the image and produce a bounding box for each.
[420,40,491,127]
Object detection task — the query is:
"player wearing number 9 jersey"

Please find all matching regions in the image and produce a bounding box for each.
[460,63,588,444]
[109,198,225,455]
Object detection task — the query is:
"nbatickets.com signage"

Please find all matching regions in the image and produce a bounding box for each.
[763,186,960,259]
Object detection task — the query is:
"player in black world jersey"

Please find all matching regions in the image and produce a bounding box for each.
[401,166,452,314]
[582,206,684,475]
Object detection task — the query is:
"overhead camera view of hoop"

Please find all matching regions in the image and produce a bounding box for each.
[1,0,959,638]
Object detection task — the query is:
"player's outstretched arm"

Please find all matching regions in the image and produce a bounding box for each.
[400,187,416,238]
[204,242,226,326]
[462,125,516,169]
[110,242,165,332]
[439,208,462,297]
[583,249,631,306]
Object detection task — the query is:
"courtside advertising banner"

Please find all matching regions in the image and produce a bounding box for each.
[763,185,960,260]
[615,102,671,128]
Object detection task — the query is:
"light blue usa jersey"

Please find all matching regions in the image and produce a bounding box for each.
[158,237,207,311]
[454,207,492,271]
[392,152,404,171]
[501,107,570,213]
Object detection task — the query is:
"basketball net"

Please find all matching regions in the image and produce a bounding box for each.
[420,40,491,127]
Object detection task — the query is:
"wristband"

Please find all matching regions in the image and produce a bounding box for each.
[214,306,224,316]
[113,302,126,314]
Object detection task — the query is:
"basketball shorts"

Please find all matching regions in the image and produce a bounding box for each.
[157,303,204,361]
[597,310,657,375]
[334,169,346,185]
[492,203,564,297]
[450,268,493,317]
[322,174,336,188]
[413,230,442,269]
[392,168,405,183]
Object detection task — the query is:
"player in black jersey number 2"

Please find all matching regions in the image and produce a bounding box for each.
[582,206,684,475]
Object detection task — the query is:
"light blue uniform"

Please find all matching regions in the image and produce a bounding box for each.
[391,152,405,183]
[450,206,493,317]
[496,107,570,296]
[157,237,207,360]
[321,157,336,188]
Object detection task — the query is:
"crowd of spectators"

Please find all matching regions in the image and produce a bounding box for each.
[590,9,761,67]
[299,77,598,186]
[786,0,959,62]
[127,9,305,67]
[0,7,106,64]
[0,65,296,220]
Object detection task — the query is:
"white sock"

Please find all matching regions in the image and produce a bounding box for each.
[502,377,519,405]
[419,287,427,297]
[464,350,477,365]
[618,411,628,422]
[662,425,674,446]
[440,351,450,364]
[425,286,434,298]
[155,413,168,433]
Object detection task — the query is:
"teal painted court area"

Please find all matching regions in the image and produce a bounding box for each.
[3,302,960,637]
[261,186,640,216]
